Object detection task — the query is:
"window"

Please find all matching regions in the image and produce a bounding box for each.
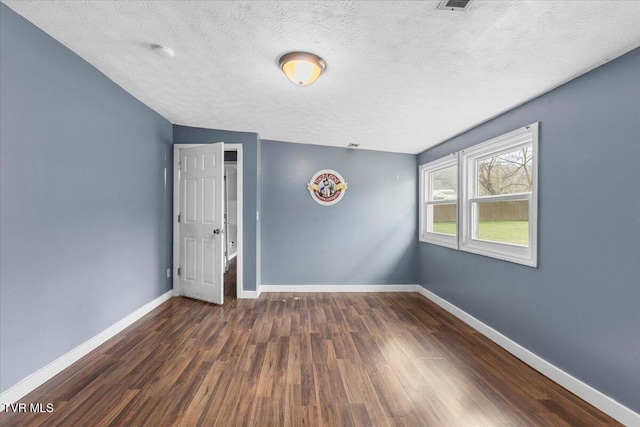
[419,154,458,249]
[419,123,539,267]
[460,123,538,266]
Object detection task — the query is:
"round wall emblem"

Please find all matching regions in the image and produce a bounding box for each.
[307,169,348,206]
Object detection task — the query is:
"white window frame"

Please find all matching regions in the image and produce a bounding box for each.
[419,154,458,249]
[459,123,539,267]
[418,123,539,267]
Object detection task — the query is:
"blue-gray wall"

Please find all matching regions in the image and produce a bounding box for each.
[261,140,418,285]
[172,126,261,292]
[0,4,173,393]
[417,48,640,411]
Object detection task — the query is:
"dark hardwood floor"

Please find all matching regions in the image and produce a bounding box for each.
[1,290,621,426]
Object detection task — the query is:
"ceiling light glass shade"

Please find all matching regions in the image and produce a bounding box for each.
[279,52,326,86]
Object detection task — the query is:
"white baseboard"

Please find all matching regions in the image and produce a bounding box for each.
[237,289,261,299]
[0,290,174,405]
[260,284,417,293]
[238,283,416,299]
[415,286,640,427]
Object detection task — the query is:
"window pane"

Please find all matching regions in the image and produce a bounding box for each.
[430,166,457,201]
[473,200,529,246]
[427,203,456,235]
[477,146,532,196]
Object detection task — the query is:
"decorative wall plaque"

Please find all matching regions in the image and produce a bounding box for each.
[307,169,348,206]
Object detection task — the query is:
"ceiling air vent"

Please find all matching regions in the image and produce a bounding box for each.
[347,143,360,149]
[437,0,473,12]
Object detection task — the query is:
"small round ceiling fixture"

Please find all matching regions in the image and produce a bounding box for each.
[152,44,174,59]
[279,52,326,86]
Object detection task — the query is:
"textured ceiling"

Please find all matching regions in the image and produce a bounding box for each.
[3,1,640,154]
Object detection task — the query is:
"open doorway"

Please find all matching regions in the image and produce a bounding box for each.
[223,153,238,299]
[173,143,243,303]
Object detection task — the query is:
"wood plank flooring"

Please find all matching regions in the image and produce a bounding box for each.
[1,290,621,426]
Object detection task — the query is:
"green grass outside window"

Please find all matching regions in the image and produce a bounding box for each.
[432,221,529,246]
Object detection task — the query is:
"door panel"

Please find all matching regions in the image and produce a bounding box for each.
[203,177,216,224]
[178,143,224,304]
[185,237,197,281]
[185,178,197,223]
[203,239,215,284]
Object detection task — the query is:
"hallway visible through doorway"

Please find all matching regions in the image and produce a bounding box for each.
[224,257,237,301]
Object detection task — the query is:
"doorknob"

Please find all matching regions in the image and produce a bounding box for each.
[213,229,222,235]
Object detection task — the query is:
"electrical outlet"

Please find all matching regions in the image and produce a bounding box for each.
[167,268,171,278]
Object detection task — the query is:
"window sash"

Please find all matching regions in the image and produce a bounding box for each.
[425,199,459,206]
[426,167,458,202]
[424,202,457,235]
[468,192,531,203]
[419,155,458,249]
[470,198,531,247]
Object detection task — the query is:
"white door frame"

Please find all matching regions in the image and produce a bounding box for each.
[173,143,244,299]
[223,161,239,265]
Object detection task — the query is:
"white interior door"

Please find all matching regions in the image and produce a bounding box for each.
[178,143,224,304]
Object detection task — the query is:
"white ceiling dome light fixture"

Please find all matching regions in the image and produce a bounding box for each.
[279,52,326,86]
[152,44,174,59]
